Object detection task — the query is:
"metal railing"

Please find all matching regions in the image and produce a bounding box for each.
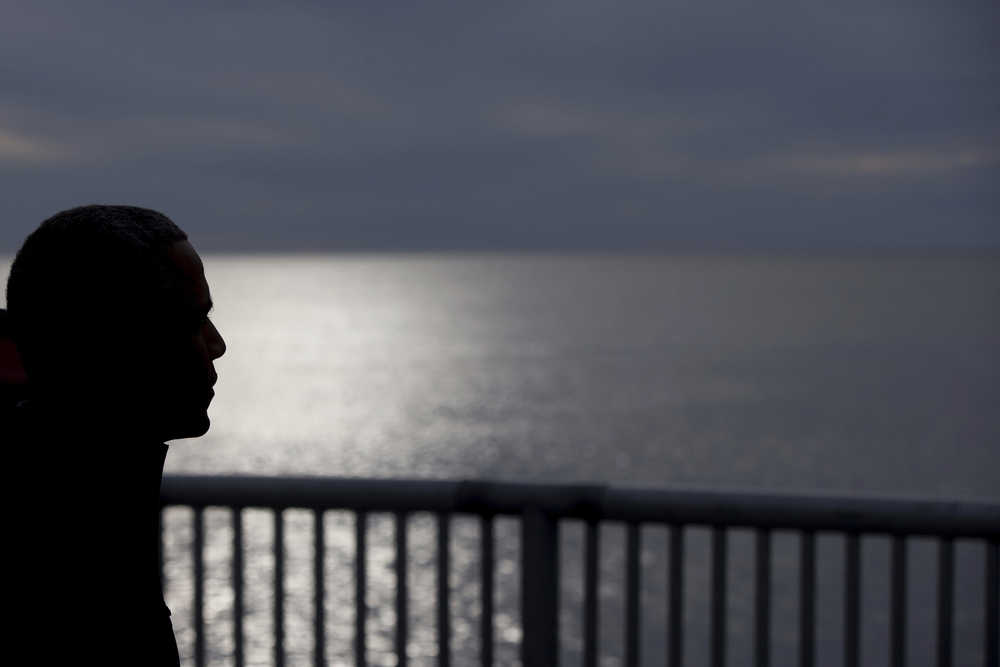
[160,475,1000,667]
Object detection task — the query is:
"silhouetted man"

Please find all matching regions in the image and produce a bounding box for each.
[4,205,226,665]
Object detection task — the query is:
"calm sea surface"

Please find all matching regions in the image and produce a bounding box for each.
[162,253,998,497]
[3,254,998,665]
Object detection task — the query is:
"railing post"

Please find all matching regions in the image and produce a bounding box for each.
[480,516,495,667]
[233,508,245,667]
[844,533,860,667]
[436,513,451,667]
[274,510,285,667]
[625,523,641,667]
[395,512,409,667]
[937,538,954,667]
[521,507,559,667]
[711,527,727,667]
[583,520,600,667]
[314,510,326,667]
[193,507,205,667]
[986,540,998,667]
[355,512,368,667]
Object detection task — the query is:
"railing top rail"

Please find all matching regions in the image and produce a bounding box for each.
[161,474,1000,539]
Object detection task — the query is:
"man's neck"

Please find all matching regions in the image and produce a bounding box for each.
[26,396,167,446]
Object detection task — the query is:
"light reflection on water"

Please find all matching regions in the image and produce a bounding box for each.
[166,254,998,497]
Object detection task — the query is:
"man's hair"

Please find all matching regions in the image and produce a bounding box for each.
[5,205,188,382]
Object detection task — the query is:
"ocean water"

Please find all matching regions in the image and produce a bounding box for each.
[3,253,998,665]
[166,253,998,497]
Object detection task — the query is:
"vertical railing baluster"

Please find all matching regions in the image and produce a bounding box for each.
[844,533,860,667]
[233,508,244,667]
[480,515,495,667]
[583,519,599,667]
[274,510,285,667]
[937,538,954,667]
[711,527,727,667]
[521,508,559,667]
[755,529,771,667]
[396,512,409,667]
[986,540,998,667]
[355,512,367,667]
[437,513,451,667]
[193,507,205,667]
[669,525,684,667]
[890,536,906,667]
[625,522,641,667]
[800,531,815,667]
[314,511,326,667]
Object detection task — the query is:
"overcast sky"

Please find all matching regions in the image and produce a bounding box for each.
[1,0,997,252]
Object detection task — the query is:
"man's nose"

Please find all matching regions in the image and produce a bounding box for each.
[208,320,226,360]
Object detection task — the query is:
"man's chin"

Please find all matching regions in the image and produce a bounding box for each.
[164,413,211,442]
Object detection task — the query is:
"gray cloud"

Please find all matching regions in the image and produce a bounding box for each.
[1,0,997,251]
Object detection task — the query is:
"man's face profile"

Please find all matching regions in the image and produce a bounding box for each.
[145,239,227,441]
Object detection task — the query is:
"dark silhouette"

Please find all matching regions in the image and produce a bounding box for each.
[0,308,28,413]
[4,205,226,665]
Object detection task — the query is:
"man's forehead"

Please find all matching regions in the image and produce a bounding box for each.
[165,240,211,308]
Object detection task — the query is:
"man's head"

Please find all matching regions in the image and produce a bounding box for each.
[5,205,226,441]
